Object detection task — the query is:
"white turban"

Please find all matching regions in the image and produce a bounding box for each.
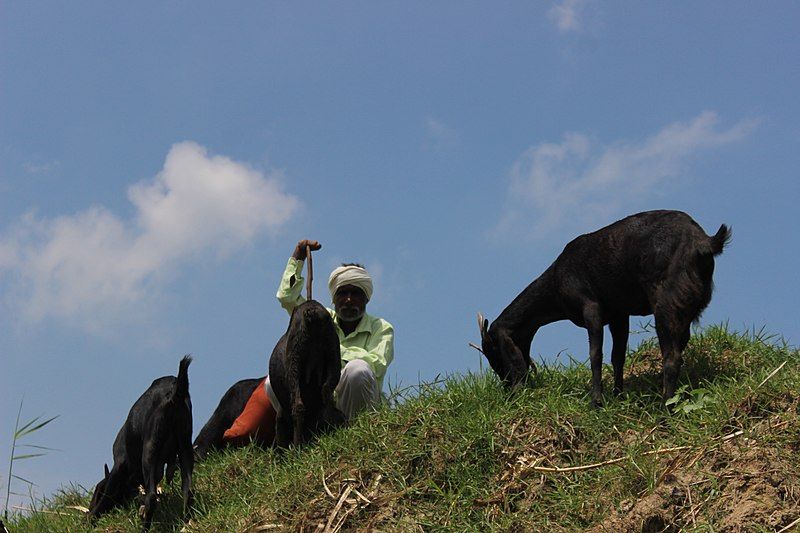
[328,265,373,302]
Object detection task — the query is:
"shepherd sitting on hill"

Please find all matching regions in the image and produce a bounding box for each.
[222,239,395,445]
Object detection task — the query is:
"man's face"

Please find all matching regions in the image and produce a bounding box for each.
[333,284,368,323]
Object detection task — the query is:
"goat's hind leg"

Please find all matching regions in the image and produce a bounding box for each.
[178,438,194,518]
[609,317,629,397]
[140,447,163,532]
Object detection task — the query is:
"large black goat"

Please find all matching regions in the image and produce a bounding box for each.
[89,356,194,531]
[477,210,731,406]
[269,300,345,447]
[192,376,265,459]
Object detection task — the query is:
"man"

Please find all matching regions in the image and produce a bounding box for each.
[223,239,394,444]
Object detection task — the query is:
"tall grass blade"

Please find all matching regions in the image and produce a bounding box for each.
[11,455,46,462]
[14,416,58,440]
[16,445,59,453]
[3,399,57,520]
[10,476,34,487]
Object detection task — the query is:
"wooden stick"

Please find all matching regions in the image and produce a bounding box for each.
[306,245,314,301]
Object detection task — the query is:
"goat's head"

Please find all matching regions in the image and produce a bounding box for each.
[88,463,130,520]
[476,313,529,388]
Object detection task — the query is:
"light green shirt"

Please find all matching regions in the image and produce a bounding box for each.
[276,257,394,392]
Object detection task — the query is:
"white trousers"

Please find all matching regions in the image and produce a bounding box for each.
[335,359,379,421]
[265,359,379,421]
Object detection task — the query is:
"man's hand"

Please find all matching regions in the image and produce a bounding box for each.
[292,239,321,260]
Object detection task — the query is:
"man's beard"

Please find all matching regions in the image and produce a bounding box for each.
[337,306,364,323]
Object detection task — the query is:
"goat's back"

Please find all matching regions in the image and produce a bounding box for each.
[193,376,264,458]
[119,358,191,465]
[550,210,727,317]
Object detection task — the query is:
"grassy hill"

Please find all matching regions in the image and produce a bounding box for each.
[8,325,800,532]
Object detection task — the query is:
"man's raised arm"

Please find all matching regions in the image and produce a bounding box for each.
[276,239,321,314]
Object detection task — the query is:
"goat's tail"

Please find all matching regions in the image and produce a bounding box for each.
[175,355,192,401]
[710,224,732,256]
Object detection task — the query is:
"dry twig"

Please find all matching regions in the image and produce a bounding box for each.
[321,469,336,500]
[368,474,383,499]
[778,516,800,533]
[530,445,691,474]
[527,429,747,475]
[11,506,72,517]
[756,360,787,389]
[324,483,354,532]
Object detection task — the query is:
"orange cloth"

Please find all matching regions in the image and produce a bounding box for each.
[222,378,276,446]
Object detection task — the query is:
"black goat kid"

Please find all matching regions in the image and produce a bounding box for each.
[89,356,194,531]
[269,300,345,447]
[478,210,731,406]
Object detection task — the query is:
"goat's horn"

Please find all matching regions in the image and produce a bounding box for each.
[477,312,487,333]
[468,342,485,355]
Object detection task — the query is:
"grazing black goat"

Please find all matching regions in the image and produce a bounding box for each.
[269,300,345,447]
[192,376,265,459]
[89,356,194,532]
[477,210,731,406]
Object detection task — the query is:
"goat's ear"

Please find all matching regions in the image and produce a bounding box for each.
[103,464,110,478]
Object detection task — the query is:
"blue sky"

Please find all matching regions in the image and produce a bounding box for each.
[2,1,799,511]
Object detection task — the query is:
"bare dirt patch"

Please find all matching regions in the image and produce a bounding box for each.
[589,435,800,532]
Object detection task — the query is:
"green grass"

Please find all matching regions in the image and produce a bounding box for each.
[8,324,800,532]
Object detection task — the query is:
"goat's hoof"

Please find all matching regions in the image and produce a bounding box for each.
[591,398,604,409]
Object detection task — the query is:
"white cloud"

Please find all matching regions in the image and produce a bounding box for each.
[23,161,59,175]
[0,141,300,329]
[423,117,458,152]
[494,111,757,241]
[548,0,589,33]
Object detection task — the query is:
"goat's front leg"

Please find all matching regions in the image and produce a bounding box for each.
[322,363,339,408]
[275,412,292,449]
[291,395,306,446]
[584,304,605,408]
[609,317,629,397]
[655,311,689,407]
